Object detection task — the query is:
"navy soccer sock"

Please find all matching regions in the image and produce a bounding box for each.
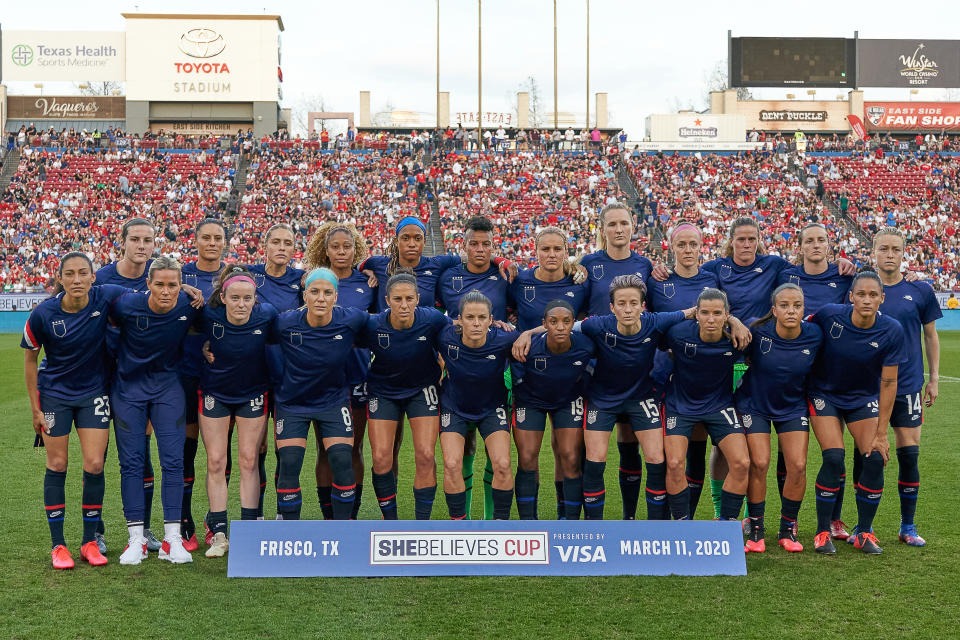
[44,468,67,548]
[351,484,363,520]
[583,460,606,520]
[617,442,642,519]
[685,439,707,517]
[445,491,467,519]
[492,488,514,520]
[81,470,105,545]
[413,485,437,520]
[719,490,745,521]
[779,497,802,537]
[276,446,305,520]
[747,500,765,534]
[327,444,356,521]
[668,488,691,520]
[897,445,920,526]
[372,472,398,520]
[257,450,267,518]
[562,476,583,520]
[317,485,334,520]
[555,480,564,519]
[645,462,668,520]
[815,448,844,534]
[515,468,538,519]
[240,507,259,521]
[856,451,885,534]
[206,510,228,535]
[775,450,787,500]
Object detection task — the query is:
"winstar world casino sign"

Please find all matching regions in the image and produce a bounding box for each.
[123,15,280,102]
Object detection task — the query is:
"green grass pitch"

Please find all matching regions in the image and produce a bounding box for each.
[1,333,958,639]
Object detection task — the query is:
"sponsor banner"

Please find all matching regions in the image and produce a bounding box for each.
[760,110,828,123]
[936,292,960,309]
[227,519,746,577]
[1,30,124,82]
[677,114,719,139]
[149,121,250,135]
[0,293,48,311]
[847,114,866,140]
[864,102,960,131]
[6,96,125,120]
[454,111,514,128]
[858,39,960,89]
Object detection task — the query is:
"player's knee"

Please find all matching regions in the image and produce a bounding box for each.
[413,447,436,472]
[206,449,227,474]
[81,453,104,475]
[749,450,770,473]
[490,455,512,479]
[442,450,463,473]
[276,446,306,487]
[666,453,686,477]
[371,449,394,475]
[517,450,539,472]
[785,455,806,478]
[237,448,257,474]
[560,451,580,477]
[726,452,750,479]
[326,443,353,483]
[821,447,845,475]
[46,456,68,473]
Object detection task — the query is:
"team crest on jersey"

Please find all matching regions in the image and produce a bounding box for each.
[452,276,464,292]
[587,410,598,425]
[592,265,604,281]
[814,398,826,411]
[447,345,459,360]
[662,283,675,299]
[184,274,198,287]
[204,395,215,411]
[51,319,67,338]
[604,333,617,348]
[684,342,697,358]
[524,286,536,302]
[289,331,302,346]
[212,323,225,340]
[534,357,547,371]
[742,414,753,429]
[829,322,843,339]
[378,333,390,349]
[516,408,526,423]
[760,336,772,355]
[789,275,801,286]
[369,398,378,414]
[666,416,677,430]
[136,315,149,331]
[719,264,733,280]
[441,412,451,428]
[275,418,284,434]
[44,413,56,431]
[254,273,266,288]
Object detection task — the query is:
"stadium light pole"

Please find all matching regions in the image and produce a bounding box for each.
[585,0,590,130]
[554,0,558,130]
[436,0,440,128]
[478,0,482,148]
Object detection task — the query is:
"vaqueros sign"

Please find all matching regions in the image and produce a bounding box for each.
[6,96,126,120]
[227,519,747,577]
[858,39,960,88]
[864,102,960,131]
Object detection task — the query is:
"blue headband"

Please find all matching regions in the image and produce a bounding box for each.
[396,216,426,235]
[304,268,338,291]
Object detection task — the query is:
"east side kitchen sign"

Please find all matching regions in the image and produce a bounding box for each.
[6,96,126,120]
[864,102,960,131]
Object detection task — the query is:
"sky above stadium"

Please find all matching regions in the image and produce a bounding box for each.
[3,0,960,137]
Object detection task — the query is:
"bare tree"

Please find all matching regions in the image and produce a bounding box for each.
[291,92,327,136]
[74,81,123,96]
[703,59,751,107]
[507,76,545,128]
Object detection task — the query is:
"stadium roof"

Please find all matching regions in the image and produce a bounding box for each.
[121,13,285,31]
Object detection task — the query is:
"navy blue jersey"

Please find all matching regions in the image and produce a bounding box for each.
[511,332,595,409]
[363,254,461,312]
[178,261,224,380]
[580,250,654,317]
[21,285,128,399]
[436,263,509,320]
[362,307,450,398]
[735,319,823,420]
[877,279,941,395]
[437,325,519,420]
[581,311,686,409]
[197,303,278,404]
[508,268,589,332]
[109,291,200,402]
[335,269,377,387]
[808,304,908,409]
[665,319,744,415]
[247,263,304,312]
[701,254,790,319]
[646,269,719,385]
[269,306,368,413]
[95,260,153,291]
[777,263,853,316]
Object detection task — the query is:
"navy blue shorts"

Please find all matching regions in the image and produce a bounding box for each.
[738,412,809,435]
[200,392,268,420]
[808,396,878,424]
[512,396,585,431]
[349,382,369,412]
[587,396,661,432]
[275,402,354,441]
[38,393,111,436]
[368,385,439,422]
[890,391,923,428]
[663,407,743,445]
[180,376,201,424]
[440,406,509,439]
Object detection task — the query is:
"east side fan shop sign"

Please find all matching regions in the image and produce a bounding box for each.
[864,102,960,131]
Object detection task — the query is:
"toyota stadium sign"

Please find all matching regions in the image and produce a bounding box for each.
[1,30,125,82]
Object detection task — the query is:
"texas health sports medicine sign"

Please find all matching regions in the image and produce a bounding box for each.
[228,520,746,577]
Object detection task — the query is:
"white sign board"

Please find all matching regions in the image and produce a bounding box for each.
[1,30,125,81]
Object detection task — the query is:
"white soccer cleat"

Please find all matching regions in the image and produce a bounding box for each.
[204,532,229,558]
[119,537,148,566]
[159,535,193,564]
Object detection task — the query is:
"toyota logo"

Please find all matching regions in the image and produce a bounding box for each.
[178,28,226,58]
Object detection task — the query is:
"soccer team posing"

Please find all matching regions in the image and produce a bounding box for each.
[23,202,940,569]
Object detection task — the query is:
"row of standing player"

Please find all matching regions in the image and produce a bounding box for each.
[23,204,939,568]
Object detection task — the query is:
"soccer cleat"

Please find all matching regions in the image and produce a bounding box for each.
[830,519,850,540]
[814,531,836,555]
[204,520,214,547]
[898,524,926,547]
[205,532,229,558]
[778,530,804,553]
[144,529,162,552]
[95,532,108,555]
[181,533,199,552]
[51,545,75,570]
[744,538,766,553]
[80,540,108,566]
[159,536,193,564]
[119,538,148,566]
[853,531,883,554]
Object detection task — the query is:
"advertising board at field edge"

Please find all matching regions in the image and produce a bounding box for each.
[1,30,125,82]
[864,102,960,132]
[123,17,280,103]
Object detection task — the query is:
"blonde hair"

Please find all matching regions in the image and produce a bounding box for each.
[305,222,368,270]
[535,226,573,275]
[721,217,765,258]
[872,226,904,250]
[595,202,632,252]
